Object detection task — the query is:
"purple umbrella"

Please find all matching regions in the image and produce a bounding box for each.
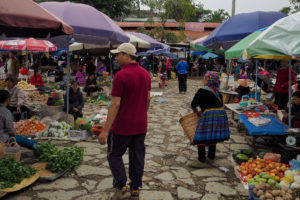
[40,1,129,47]
[128,32,166,49]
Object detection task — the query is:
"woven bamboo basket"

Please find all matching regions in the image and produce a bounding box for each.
[179,112,199,143]
[0,138,21,161]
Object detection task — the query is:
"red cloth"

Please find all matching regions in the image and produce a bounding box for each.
[111,62,151,135]
[30,75,44,87]
[274,68,296,94]
[166,58,172,69]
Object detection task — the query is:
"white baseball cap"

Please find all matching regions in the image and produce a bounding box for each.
[110,43,137,57]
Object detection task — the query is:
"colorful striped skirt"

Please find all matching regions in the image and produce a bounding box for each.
[193,108,230,144]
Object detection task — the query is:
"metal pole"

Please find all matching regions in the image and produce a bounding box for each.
[66,48,71,115]
[288,59,292,128]
[255,59,258,102]
[226,59,231,89]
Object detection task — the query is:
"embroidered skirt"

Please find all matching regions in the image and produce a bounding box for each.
[193,108,230,144]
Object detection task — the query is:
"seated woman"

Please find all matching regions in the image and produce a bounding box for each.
[0,90,37,149]
[30,68,45,91]
[235,79,250,100]
[282,91,300,128]
[84,73,100,97]
[75,69,86,86]
[54,66,64,83]
[64,80,84,120]
[96,61,107,76]
[5,76,31,122]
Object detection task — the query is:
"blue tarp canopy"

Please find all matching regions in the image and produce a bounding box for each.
[201,52,219,59]
[238,114,288,136]
[201,11,287,50]
[192,51,206,56]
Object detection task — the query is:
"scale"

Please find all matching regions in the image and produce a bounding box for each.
[285,128,300,147]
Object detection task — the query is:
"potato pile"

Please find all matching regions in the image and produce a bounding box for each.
[253,182,298,200]
[17,80,35,90]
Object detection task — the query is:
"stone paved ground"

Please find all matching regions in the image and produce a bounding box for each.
[4,78,252,200]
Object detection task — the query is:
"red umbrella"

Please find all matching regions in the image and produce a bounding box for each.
[0,38,57,52]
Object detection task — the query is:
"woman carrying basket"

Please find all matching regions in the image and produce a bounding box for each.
[189,71,230,168]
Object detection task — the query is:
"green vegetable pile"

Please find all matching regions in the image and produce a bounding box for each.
[35,142,84,173]
[0,158,36,189]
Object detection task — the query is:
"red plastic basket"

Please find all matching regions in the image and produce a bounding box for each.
[245,111,260,118]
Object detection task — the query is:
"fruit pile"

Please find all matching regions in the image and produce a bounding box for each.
[247,172,279,187]
[17,80,35,90]
[252,183,296,200]
[238,157,289,183]
[14,119,47,136]
[280,169,300,189]
[232,147,253,164]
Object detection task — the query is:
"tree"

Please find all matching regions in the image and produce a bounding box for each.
[35,0,136,20]
[280,0,300,14]
[189,3,212,22]
[165,0,196,23]
[205,9,230,23]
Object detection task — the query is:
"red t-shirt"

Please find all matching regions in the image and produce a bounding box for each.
[111,62,151,135]
[30,75,45,87]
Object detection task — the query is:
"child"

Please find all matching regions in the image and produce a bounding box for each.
[282,91,300,128]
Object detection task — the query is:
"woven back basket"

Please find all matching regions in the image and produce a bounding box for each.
[0,137,21,161]
[179,112,199,143]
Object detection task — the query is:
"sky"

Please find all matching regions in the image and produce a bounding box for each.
[197,0,290,14]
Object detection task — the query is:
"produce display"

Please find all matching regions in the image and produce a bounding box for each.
[279,159,300,189]
[35,142,84,173]
[72,118,92,133]
[238,157,289,183]
[27,91,49,102]
[36,121,71,138]
[252,183,296,200]
[233,147,253,164]
[0,158,36,189]
[17,80,35,90]
[14,119,47,136]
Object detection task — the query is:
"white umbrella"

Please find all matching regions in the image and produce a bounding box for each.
[126,33,151,49]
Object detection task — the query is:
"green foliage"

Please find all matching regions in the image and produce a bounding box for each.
[136,27,148,35]
[204,9,230,23]
[0,158,36,189]
[280,0,300,14]
[165,0,196,23]
[35,0,136,20]
[36,142,84,173]
[164,32,179,43]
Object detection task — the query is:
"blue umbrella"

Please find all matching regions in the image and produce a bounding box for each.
[201,52,219,60]
[201,11,287,50]
[161,51,177,59]
[40,1,129,47]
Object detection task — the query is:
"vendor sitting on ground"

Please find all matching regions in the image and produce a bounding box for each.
[30,68,45,91]
[5,75,31,122]
[75,68,86,86]
[54,66,64,82]
[64,80,84,120]
[282,91,300,128]
[0,90,37,149]
[235,79,250,100]
[84,73,100,97]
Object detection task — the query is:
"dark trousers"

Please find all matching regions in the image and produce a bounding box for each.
[178,73,187,92]
[84,86,99,96]
[7,106,31,122]
[167,68,171,80]
[275,93,289,110]
[197,144,216,162]
[107,131,146,190]
[64,107,83,120]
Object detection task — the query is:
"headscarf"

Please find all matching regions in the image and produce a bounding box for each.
[204,71,220,96]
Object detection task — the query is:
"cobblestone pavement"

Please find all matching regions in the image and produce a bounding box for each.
[4,78,251,200]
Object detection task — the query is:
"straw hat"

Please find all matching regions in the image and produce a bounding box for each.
[238,79,249,87]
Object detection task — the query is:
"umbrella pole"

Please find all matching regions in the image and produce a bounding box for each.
[110,53,112,78]
[288,59,292,128]
[255,59,258,102]
[152,55,154,75]
[225,59,231,89]
[66,48,71,115]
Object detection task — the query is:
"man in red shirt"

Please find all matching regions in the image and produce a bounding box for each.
[99,43,151,200]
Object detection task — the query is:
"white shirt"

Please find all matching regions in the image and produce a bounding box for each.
[7,59,12,74]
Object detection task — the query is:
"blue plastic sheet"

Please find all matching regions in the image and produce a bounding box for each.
[238,114,288,136]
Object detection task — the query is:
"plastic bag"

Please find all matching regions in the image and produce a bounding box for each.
[263,153,281,162]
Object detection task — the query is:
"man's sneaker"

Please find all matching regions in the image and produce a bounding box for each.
[111,186,131,200]
[130,190,139,200]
